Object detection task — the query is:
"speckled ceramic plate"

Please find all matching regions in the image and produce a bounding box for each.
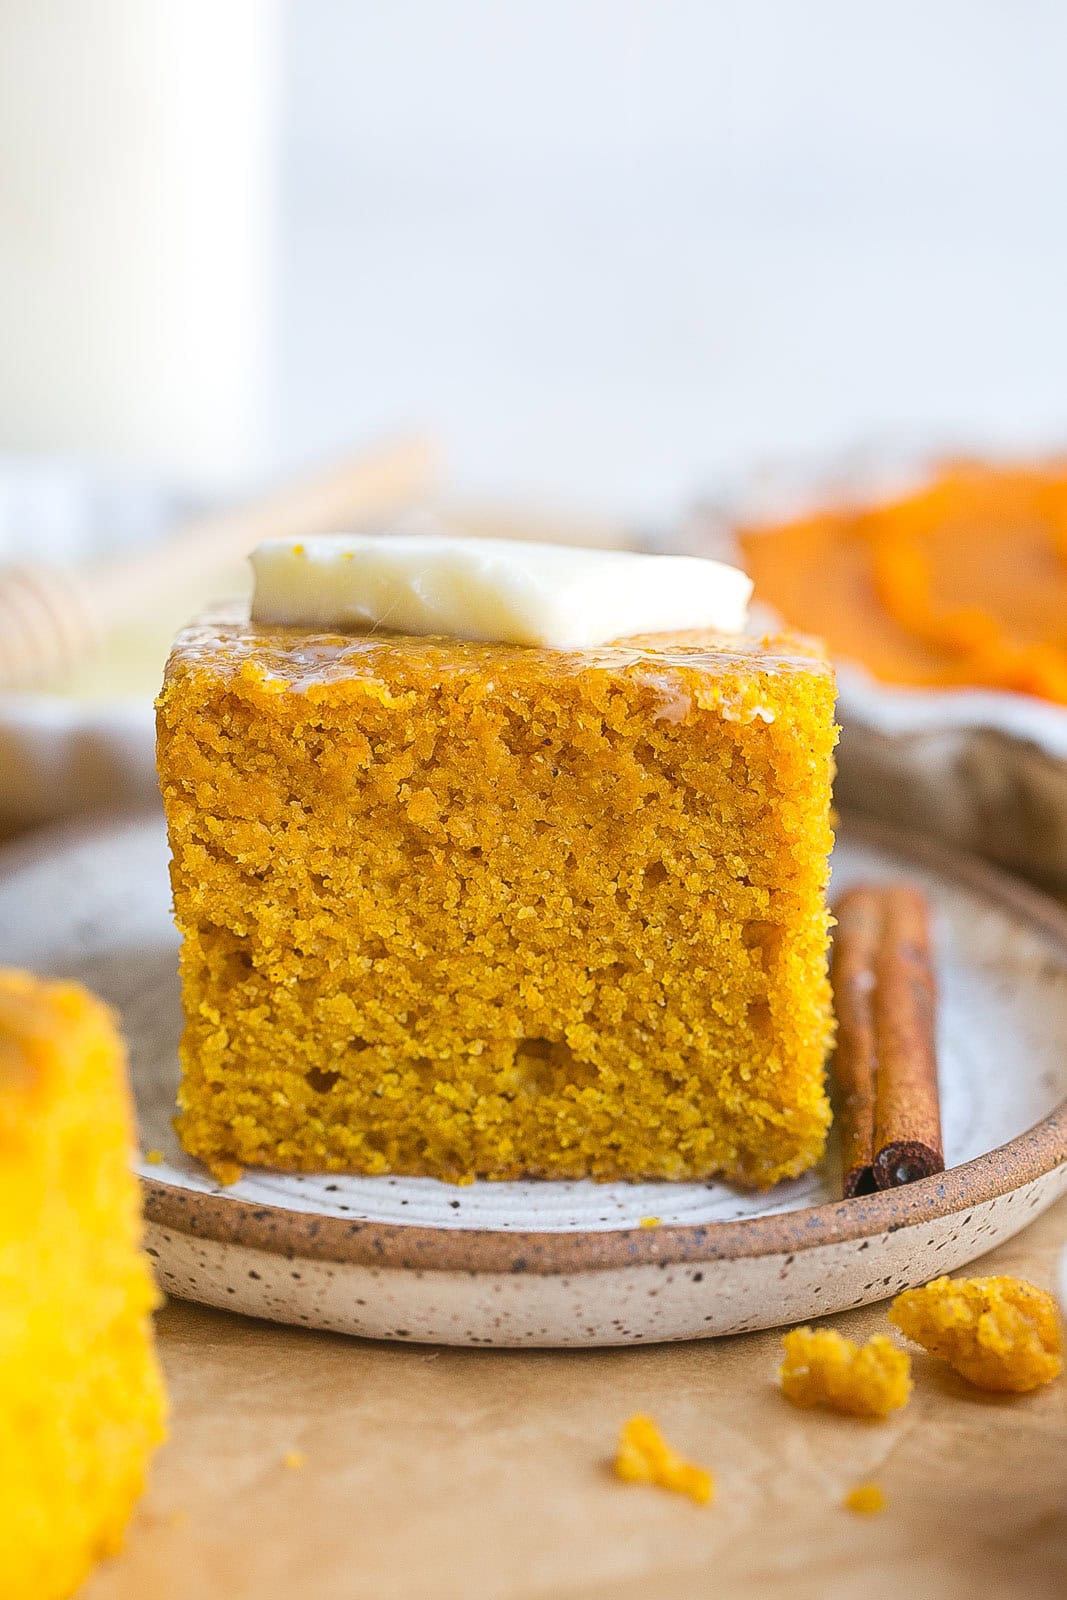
[2,813,1065,1347]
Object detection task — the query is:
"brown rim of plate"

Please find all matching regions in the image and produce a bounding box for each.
[3,810,1066,1276]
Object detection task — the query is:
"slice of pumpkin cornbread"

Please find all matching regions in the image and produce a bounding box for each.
[0,970,167,1600]
[157,614,836,1186]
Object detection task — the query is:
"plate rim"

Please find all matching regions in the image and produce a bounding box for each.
[3,810,1066,1277]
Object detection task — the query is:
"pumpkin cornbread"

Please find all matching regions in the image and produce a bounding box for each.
[0,970,167,1600]
[157,611,836,1186]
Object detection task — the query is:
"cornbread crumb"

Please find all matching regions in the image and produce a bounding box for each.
[167,1510,189,1529]
[614,1414,713,1505]
[0,970,168,1600]
[283,1451,306,1470]
[780,1328,912,1418]
[158,619,836,1187]
[890,1276,1063,1393]
[144,1148,164,1165]
[639,1216,661,1229]
[844,1483,886,1515]
[210,1160,244,1187]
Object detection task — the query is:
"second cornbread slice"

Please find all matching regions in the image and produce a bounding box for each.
[0,970,167,1600]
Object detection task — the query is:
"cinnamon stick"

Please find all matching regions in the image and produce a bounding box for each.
[831,887,881,1197]
[831,883,943,1198]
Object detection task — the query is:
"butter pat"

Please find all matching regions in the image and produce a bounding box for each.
[250,534,752,649]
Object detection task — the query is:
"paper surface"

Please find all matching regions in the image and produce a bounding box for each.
[86,1196,1067,1600]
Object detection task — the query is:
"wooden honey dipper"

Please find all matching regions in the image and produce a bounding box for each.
[0,434,438,691]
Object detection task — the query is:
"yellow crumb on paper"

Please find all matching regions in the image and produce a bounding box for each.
[844,1483,886,1515]
[890,1275,1063,1393]
[283,1451,306,1470]
[779,1327,912,1419]
[639,1216,661,1229]
[167,1509,189,1529]
[144,1148,164,1165]
[613,1414,713,1505]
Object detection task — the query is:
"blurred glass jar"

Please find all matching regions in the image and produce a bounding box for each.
[0,0,280,491]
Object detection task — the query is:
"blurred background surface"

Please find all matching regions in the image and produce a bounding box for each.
[4,1,1067,519]
[279,0,1067,519]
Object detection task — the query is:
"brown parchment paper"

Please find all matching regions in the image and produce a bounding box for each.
[85,1196,1067,1600]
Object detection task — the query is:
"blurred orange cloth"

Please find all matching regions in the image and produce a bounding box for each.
[739,461,1067,705]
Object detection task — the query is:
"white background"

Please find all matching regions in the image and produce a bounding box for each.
[277,0,1067,521]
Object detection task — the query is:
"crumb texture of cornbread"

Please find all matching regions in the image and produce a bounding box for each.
[844,1483,886,1515]
[614,1414,714,1504]
[0,970,167,1600]
[780,1327,912,1419]
[157,615,836,1187]
[890,1276,1063,1393]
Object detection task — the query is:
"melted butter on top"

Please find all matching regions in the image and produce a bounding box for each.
[249,533,753,651]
